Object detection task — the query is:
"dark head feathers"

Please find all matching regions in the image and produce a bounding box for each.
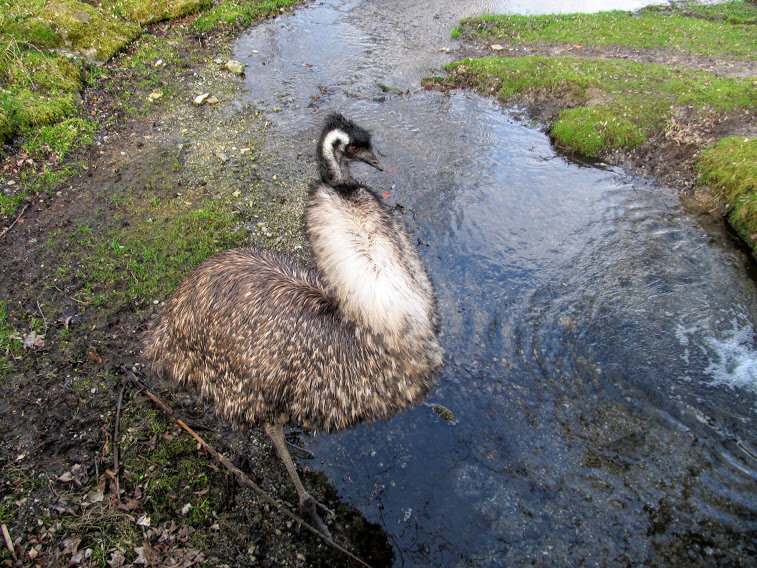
[321,112,372,150]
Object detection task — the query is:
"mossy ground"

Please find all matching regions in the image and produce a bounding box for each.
[698,136,757,245]
[439,0,757,253]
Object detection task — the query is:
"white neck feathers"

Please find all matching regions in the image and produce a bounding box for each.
[306,187,437,352]
[322,129,350,183]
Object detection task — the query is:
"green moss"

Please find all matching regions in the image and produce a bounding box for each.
[698,137,757,245]
[456,2,757,59]
[0,107,14,146]
[22,117,96,156]
[551,104,647,158]
[193,0,300,32]
[38,0,142,62]
[103,0,211,25]
[4,89,78,128]
[443,56,756,157]
[120,407,226,528]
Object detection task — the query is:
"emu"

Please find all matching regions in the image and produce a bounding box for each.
[144,112,443,537]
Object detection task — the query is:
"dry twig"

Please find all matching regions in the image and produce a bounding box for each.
[0,203,29,240]
[112,382,126,499]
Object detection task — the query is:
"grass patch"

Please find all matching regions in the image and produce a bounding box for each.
[455,1,757,59]
[21,117,96,157]
[192,0,300,32]
[103,0,211,25]
[550,103,647,157]
[69,198,246,306]
[698,136,757,243]
[443,56,756,157]
[0,301,23,375]
[122,420,222,526]
[668,0,757,23]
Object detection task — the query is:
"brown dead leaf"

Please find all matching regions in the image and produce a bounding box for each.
[57,471,75,483]
[107,549,125,567]
[22,331,45,350]
[116,498,141,511]
[88,347,102,364]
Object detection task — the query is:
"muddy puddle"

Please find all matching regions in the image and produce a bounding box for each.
[234,1,756,565]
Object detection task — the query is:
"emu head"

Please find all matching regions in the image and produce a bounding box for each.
[317,112,383,184]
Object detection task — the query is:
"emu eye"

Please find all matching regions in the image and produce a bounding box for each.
[350,145,361,154]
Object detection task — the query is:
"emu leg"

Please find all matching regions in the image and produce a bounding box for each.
[264,423,333,540]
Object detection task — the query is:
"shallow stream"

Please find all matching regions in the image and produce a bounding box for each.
[235,1,756,565]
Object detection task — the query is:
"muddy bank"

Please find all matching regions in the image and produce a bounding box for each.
[0,8,391,568]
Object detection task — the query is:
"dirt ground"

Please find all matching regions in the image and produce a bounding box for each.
[1,6,755,568]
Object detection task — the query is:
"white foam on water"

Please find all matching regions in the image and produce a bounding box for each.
[704,321,757,394]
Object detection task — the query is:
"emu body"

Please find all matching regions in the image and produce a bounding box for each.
[144,113,442,536]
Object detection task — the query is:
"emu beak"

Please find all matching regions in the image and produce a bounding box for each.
[359,150,383,171]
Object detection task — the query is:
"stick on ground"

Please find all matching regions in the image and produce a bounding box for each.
[123,368,373,568]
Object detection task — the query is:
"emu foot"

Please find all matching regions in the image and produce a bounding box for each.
[300,494,334,541]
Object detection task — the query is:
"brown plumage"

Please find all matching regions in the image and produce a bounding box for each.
[144,112,442,537]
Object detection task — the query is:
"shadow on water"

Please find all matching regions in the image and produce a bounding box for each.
[235,1,757,565]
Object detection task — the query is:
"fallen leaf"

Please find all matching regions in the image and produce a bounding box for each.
[88,347,102,364]
[137,514,151,527]
[107,549,125,567]
[133,547,146,565]
[116,498,141,512]
[22,331,44,350]
[85,490,104,504]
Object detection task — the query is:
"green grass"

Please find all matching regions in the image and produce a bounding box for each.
[0,301,23,375]
[69,199,246,306]
[698,136,757,243]
[670,0,757,23]
[443,56,756,157]
[1,0,301,223]
[103,0,211,25]
[192,0,301,32]
[455,1,757,59]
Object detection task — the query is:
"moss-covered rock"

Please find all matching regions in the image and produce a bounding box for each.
[39,0,142,62]
[104,0,211,25]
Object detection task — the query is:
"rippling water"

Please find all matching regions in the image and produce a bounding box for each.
[235,1,756,565]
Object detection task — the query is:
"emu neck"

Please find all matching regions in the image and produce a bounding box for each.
[318,130,351,185]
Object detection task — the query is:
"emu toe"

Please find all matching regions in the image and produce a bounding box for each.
[300,494,334,540]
